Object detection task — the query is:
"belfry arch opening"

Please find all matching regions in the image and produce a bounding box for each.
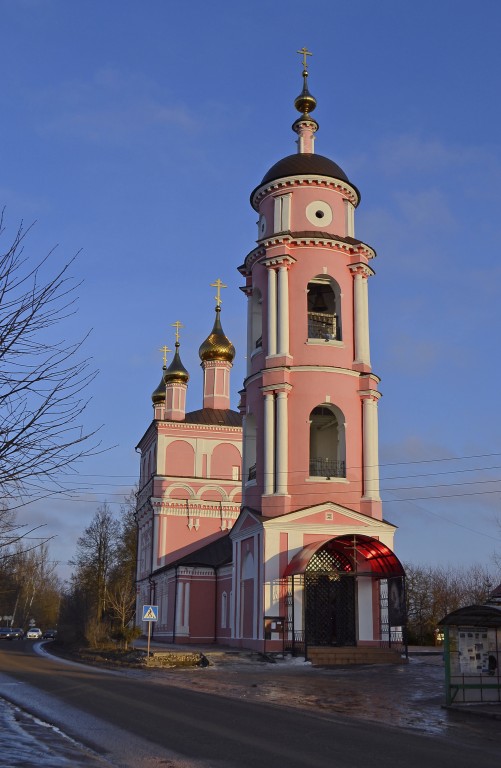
[307,275,341,341]
[309,404,346,478]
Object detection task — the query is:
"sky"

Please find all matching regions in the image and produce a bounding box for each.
[2,0,501,583]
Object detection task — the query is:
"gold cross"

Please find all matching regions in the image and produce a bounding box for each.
[171,320,184,343]
[159,344,171,366]
[211,278,227,308]
[297,47,313,71]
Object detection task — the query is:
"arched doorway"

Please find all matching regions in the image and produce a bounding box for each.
[283,534,406,653]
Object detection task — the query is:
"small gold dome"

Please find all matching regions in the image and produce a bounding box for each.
[199,306,235,363]
[151,367,166,404]
[294,72,317,116]
[164,343,189,384]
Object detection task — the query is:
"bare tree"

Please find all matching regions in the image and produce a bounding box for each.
[0,539,61,627]
[70,502,120,624]
[405,562,497,644]
[107,488,138,646]
[0,212,100,502]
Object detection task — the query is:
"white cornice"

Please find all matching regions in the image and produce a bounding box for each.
[263,502,396,532]
[252,175,359,209]
[157,422,242,434]
[150,500,240,518]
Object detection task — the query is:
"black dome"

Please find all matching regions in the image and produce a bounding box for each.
[262,153,349,185]
[251,153,359,207]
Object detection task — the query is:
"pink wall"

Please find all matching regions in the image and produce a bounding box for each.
[211,443,241,479]
[165,440,195,477]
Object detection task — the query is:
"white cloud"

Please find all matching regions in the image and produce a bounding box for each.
[35,68,198,144]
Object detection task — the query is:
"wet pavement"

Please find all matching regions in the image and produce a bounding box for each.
[135,645,501,736]
[0,696,111,767]
[1,644,500,766]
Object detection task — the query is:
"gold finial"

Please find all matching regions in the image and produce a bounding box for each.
[294,46,317,118]
[210,278,227,308]
[297,47,312,72]
[171,321,184,344]
[159,344,171,366]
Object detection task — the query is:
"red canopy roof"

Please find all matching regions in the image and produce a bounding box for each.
[283,535,404,578]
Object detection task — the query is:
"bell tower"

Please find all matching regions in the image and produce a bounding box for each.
[239,49,381,522]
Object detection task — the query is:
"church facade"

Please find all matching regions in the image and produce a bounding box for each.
[135,57,405,654]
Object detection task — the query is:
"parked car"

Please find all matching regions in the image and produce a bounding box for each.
[25,627,42,639]
[42,629,57,639]
[0,627,24,640]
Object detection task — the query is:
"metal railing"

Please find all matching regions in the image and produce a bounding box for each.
[309,458,346,478]
[308,311,338,340]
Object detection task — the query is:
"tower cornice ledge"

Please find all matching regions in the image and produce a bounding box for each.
[256,233,375,260]
[251,174,359,209]
[349,261,376,276]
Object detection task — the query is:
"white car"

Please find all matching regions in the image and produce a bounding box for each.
[26,627,42,639]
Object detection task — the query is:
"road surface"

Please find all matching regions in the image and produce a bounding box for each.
[0,641,500,768]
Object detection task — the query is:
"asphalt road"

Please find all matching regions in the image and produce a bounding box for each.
[0,641,500,768]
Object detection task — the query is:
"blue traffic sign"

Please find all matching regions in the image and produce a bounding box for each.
[142,604,158,621]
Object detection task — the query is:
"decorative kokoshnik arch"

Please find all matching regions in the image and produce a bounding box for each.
[282,534,406,654]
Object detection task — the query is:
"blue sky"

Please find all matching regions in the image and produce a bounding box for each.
[2,0,501,581]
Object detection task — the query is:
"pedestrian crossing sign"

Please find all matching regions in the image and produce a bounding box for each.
[142,604,158,621]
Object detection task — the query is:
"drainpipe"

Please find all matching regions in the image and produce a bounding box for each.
[213,567,218,643]
[172,566,179,645]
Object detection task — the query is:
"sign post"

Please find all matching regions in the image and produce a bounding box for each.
[142,604,158,658]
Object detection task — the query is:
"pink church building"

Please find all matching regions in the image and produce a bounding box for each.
[135,58,406,659]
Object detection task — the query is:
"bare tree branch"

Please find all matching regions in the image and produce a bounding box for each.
[0,211,102,501]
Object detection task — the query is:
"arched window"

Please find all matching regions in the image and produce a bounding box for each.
[309,404,346,478]
[250,288,263,352]
[307,276,341,341]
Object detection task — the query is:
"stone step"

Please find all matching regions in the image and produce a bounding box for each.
[307,646,405,666]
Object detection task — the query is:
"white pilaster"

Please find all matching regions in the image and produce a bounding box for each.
[246,291,253,376]
[276,389,288,494]
[277,265,289,356]
[151,513,159,571]
[263,391,275,495]
[362,394,381,500]
[351,266,372,366]
[362,275,371,367]
[267,268,277,356]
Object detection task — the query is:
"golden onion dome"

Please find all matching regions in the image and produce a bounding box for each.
[199,306,235,363]
[151,366,167,404]
[294,70,317,117]
[164,343,189,384]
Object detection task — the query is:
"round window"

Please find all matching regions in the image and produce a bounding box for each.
[306,200,332,227]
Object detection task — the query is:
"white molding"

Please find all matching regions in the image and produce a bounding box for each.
[252,175,360,209]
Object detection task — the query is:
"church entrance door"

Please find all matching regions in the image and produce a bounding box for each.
[305,572,356,646]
